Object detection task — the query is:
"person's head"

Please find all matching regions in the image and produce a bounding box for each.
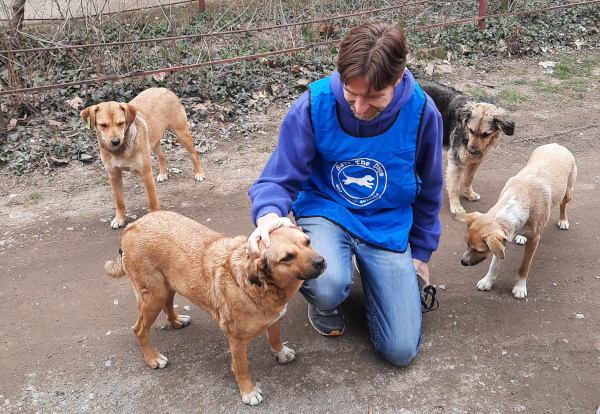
[337,21,408,121]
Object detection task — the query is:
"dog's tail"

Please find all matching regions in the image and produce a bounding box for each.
[105,248,126,278]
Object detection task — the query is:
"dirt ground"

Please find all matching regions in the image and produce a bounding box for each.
[1,55,599,413]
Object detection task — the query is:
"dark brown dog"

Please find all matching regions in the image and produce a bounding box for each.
[104,211,326,405]
[418,81,515,213]
[80,88,205,228]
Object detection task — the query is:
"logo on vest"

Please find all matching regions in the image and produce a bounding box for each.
[332,158,387,206]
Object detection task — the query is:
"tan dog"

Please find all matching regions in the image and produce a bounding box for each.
[80,88,205,228]
[104,211,326,405]
[454,143,576,299]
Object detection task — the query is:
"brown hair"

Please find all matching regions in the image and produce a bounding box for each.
[337,21,408,92]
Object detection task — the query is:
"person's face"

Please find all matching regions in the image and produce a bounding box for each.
[343,77,397,121]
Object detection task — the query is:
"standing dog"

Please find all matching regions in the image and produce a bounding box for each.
[454,144,576,299]
[418,81,515,213]
[80,88,205,228]
[104,211,326,405]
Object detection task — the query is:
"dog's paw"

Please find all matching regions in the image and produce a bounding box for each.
[171,314,191,329]
[450,204,466,214]
[465,191,481,202]
[273,345,296,363]
[476,277,494,291]
[149,353,169,369]
[241,386,263,406]
[512,280,527,299]
[515,235,527,245]
[558,220,569,230]
[111,216,125,229]
[194,173,204,181]
[156,173,168,183]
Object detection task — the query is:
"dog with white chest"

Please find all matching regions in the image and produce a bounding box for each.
[453,143,576,299]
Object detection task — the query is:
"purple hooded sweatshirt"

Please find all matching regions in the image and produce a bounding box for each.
[249,69,444,262]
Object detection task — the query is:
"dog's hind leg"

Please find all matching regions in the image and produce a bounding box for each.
[229,336,263,405]
[163,289,191,329]
[267,321,295,363]
[558,164,577,230]
[171,125,205,182]
[133,289,169,368]
[513,235,540,299]
[446,156,465,213]
[152,143,169,182]
[461,161,483,202]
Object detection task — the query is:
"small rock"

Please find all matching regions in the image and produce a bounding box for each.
[552,283,557,287]
[458,44,471,55]
[575,314,584,319]
[169,168,182,174]
[183,305,191,311]
[502,349,508,355]
[113,299,119,305]
[79,154,94,162]
[438,284,446,290]
[66,227,74,231]
[106,331,111,335]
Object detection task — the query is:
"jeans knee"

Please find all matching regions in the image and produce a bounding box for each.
[378,334,421,367]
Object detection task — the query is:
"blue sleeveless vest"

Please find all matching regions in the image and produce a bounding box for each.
[293,77,425,252]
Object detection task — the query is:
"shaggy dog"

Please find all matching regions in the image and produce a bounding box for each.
[418,80,515,213]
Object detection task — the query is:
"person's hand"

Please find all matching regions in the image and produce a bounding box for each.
[413,258,430,285]
[246,213,296,259]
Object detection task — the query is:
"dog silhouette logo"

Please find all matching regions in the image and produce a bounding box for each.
[332,158,387,206]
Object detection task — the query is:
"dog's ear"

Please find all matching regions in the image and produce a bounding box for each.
[452,211,480,226]
[494,112,515,136]
[120,103,137,128]
[457,104,472,124]
[248,256,271,287]
[485,231,507,259]
[80,105,99,129]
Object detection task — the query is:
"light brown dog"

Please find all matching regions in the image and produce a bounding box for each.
[104,211,326,405]
[454,143,576,299]
[80,88,205,228]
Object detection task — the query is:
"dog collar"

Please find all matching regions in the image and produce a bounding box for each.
[87,118,91,129]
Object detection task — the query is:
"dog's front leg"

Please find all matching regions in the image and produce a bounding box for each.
[228,337,263,405]
[140,165,160,212]
[446,157,465,213]
[477,254,500,291]
[513,235,540,299]
[108,170,126,229]
[267,321,296,363]
[461,161,482,202]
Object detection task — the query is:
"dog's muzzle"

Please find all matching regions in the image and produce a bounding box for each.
[111,138,121,146]
[461,259,469,266]
[467,148,480,155]
[298,256,327,280]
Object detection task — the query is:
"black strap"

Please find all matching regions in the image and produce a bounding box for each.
[420,284,439,313]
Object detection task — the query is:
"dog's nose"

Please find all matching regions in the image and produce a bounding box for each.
[468,148,479,155]
[111,138,121,146]
[312,256,326,271]
[461,259,469,266]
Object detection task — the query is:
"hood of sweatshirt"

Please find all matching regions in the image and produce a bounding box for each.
[329,68,416,137]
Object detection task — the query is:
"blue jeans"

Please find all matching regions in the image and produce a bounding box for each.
[298,217,422,366]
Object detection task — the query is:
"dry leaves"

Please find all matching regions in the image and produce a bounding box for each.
[67,96,83,110]
[152,72,167,82]
[193,99,211,111]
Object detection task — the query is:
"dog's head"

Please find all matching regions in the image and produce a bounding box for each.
[453,211,507,266]
[248,227,326,290]
[457,102,515,155]
[80,102,137,152]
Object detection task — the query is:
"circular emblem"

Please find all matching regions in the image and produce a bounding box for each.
[331,158,387,207]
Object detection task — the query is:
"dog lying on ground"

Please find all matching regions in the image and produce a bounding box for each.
[104,211,326,405]
[80,88,205,229]
[453,143,576,299]
[418,80,515,213]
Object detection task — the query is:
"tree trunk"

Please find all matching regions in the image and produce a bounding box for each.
[11,0,26,47]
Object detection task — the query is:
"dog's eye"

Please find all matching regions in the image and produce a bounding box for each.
[281,254,295,262]
[99,124,107,128]
[305,238,311,247]
[468,128,475,134]
[481,132,490,138]
[117,122,125,127]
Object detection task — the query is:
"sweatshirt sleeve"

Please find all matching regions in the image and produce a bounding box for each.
[409,94,444,262]
[249,91,315,225]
